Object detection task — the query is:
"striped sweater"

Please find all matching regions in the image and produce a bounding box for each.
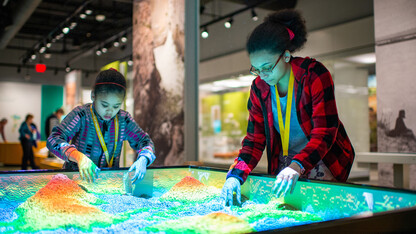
[47,103,155,169]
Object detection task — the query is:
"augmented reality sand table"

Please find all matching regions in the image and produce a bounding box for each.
[1,173,324,233]
[1,167,416,233]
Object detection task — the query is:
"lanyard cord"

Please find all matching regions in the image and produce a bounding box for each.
[90,105,119,167]
[275,68,295,157]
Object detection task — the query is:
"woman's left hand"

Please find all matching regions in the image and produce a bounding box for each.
[128,156,148,183]
[272,163,301,198]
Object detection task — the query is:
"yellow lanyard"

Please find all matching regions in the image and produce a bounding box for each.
[90,105,119,167]
[275,68,294,157]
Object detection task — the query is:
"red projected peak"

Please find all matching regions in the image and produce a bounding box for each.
[36,64,46,73]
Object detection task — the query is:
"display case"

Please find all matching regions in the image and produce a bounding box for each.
[1,166,415,233]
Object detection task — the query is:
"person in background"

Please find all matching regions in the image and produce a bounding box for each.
[30,122,41,148]
[45,108,64,138]
[45,108,64,157]
[19,114,39,170]
[0,118,8,143]
[47,68,155,183]
[221,9,355,206]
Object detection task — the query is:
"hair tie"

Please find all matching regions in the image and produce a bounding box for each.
[109,68,118,72]
[286,27,295,41]
[95,82,126,90]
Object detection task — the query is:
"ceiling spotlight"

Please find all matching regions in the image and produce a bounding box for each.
[62,27,70,34]
[70,22,77,30]
[127,59,133,66]
[96,14,106,22]
[96,50,102,56]
[251,8,258,21]
[80,13,87,19]
[30,53,37,60]
[55,33,64,40]
[201,27,209,39]
[39,45,46,54]
[224,18,233,29]
[65,64,71,73]
[113,40,120,47]
[85,9,93,15]
[44,49,52,59]
[121,34,128,43]
[46,41,52,48]
[101,47,108,53]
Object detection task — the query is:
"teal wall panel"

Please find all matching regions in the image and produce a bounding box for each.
[41,85,63,140]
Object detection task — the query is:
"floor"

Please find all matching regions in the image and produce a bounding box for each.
[0,165,34,171]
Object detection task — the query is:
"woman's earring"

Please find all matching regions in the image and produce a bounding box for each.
[285,50,290,62]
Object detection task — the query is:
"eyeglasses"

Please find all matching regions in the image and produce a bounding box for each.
[249,52,284,77]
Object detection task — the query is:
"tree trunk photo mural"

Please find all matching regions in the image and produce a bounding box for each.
[133,0,185,166]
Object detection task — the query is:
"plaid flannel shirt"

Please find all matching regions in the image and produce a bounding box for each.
[227,57,355,184]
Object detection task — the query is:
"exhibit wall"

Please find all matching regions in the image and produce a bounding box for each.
[132,0,185,166]
[0,82,42,142]
[374,0,416,188]
[332,65,370,153]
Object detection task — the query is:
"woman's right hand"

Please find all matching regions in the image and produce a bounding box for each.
[25,134,30,139]
[68,150,100,182]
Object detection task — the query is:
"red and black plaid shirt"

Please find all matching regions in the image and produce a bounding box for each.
[227,57,355,184]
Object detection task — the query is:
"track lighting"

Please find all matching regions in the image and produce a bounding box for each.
[39,44,46,54]
[69,21,77,30]
[121,34,128,43]
[62,27,70,34]
[201,27,209,39]
[251,8,258,21]
[44,49,52,59]
[96,14,106,22]
[224,18,233,29]
[65,64,71,73]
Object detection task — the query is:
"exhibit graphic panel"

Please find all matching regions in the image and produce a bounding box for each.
[374,0,416,189]
[0,82,42,142]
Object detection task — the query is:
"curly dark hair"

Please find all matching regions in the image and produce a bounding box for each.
[246,9,307,54]
[93,68,126,97]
